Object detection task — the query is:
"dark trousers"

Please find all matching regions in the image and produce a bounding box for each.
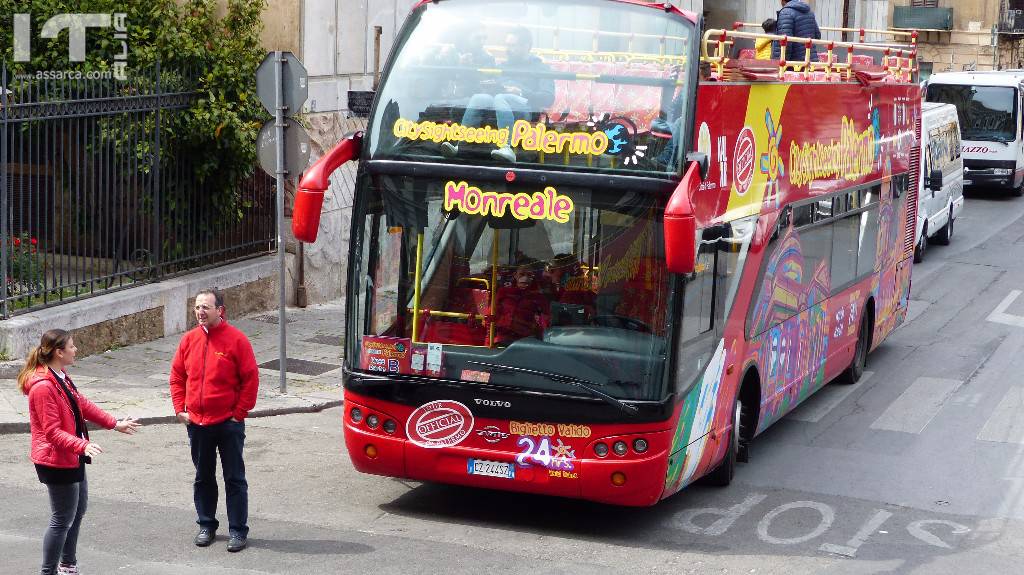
[41,475,87,575]
[187,419,248,537]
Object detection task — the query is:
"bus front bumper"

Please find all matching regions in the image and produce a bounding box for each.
[343,401,671,507]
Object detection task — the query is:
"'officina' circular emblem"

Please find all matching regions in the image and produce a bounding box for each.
[733,126,756,195]
[406,400,474,448]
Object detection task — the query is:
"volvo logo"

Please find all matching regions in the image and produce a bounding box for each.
[474,398,511,408]
[476,425,510,443]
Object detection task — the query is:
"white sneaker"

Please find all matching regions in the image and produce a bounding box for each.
[57,563,80,575]
[440,142,459,157]
[490,146,516,163]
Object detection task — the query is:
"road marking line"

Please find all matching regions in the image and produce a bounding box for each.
[870,377,963,434]
[987,290,1024,328]
[978,387,1024,444]
[787,372,873,423]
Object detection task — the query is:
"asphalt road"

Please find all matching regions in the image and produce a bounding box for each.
[3,187,1024,574]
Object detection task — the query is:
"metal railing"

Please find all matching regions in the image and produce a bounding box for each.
[1,63,276,318]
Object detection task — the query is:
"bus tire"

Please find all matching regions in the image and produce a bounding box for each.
[935,206,953,245]
[913,223,927,263]
[703,397,742,487]
[836,307,870,385]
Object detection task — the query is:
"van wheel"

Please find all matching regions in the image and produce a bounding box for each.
[913,224,927,263]
[703,397,742,487]
[1013,184,1024,197]
[935,209,953,245]
[836,309,870,385]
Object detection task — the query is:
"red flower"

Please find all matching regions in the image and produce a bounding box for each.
[13,237,20,247]
[30,237,37,245]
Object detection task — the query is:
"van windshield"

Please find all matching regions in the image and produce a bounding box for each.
[927,84,1017,143]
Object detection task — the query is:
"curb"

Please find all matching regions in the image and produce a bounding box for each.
[0,399,344,435]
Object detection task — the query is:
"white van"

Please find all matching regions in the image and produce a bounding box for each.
[914,102,965,263]
[926,71,1024,197]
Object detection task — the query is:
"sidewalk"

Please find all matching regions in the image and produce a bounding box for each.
[0,301,346,434]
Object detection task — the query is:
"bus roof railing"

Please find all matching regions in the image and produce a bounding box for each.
[701,28,918,84]
[732,22,917,45]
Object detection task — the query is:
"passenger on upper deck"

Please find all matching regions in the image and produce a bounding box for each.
[771,0,820,63]
[440,26,555,164]
[433,27,496,100]
[756,19,777,60]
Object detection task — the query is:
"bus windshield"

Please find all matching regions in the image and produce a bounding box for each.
[927,84,1018,143]
[349,174,671,402]
[368,0,695,175]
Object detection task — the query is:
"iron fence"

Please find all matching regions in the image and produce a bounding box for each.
[1,63,276,318]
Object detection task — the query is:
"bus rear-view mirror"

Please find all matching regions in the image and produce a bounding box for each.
[664,160,701,274]
[686,151,709,181]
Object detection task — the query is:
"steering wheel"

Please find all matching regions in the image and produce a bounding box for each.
[593,315,652,333]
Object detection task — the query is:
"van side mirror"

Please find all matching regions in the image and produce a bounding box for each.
[927,168,943,192]
[685,151,710,181]
[664,161,701,274]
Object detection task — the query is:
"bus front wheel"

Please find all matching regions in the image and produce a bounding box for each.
[703,397,742,487]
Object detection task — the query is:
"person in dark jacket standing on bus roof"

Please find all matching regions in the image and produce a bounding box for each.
[771,0,821,63]
[170,289,259,553]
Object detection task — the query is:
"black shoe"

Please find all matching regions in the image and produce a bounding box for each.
[194,527,216,547]
[227,535,247,552]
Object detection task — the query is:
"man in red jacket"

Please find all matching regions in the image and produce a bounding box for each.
[169,288,259,552]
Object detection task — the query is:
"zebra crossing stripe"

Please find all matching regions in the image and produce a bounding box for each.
[978,387,1024,444]
[870,377,963,434]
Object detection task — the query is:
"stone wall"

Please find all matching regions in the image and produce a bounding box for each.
[0,256,291,360]
[917,31,998,72]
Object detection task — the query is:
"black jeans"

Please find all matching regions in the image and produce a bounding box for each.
[187,419,248,537]
[40,475,87,575]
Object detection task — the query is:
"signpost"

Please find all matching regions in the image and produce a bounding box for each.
[256,51,309,394]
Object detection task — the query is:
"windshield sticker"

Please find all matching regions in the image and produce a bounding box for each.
[510,120,609,156]
[393,118,509,147]
[359,336,411,373]
[460,369,491,383]
[444,180,574,223]
[391,118,611,157]
[406,400,475,449]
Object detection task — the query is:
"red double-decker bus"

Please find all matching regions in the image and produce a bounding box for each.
[292,0,920,505]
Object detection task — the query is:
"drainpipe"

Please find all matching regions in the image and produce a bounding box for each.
[993,24,999,70]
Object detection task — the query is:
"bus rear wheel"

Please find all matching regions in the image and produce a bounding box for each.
[836,309,870,385]
[703,397,742,487]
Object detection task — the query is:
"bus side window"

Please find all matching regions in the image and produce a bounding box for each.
[856,186,881,277]
[680,237,715,342]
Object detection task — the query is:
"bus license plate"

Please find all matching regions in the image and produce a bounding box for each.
[467,459,514,479]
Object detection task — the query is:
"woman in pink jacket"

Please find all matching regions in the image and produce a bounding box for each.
[18,329,141,575]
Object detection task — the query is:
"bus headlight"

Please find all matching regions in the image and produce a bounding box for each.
[594,442,609,457]
[350,407,363,423]
[366,414,380,429]
[383,419,397,434]
[633,438,649,453]
[613,441,628,456]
